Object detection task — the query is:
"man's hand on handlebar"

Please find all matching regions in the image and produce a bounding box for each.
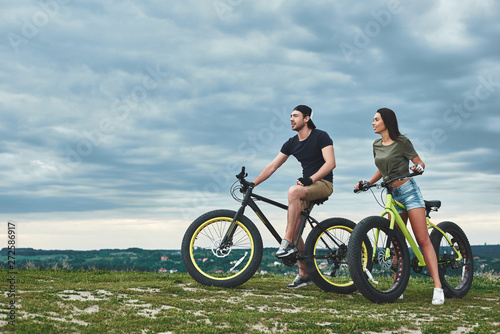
[240,180,255,194]
[236,167,255,194]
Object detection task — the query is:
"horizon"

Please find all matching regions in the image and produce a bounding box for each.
[5,243,500,252]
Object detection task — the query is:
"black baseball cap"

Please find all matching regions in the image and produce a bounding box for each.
[293,105,316,129]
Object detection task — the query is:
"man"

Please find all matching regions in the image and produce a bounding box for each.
[252,105,336,288]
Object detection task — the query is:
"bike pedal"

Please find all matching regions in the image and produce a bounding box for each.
[282,257,297,267]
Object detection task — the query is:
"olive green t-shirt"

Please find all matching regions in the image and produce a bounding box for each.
[373,135,418,181]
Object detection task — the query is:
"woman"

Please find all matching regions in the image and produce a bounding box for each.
[355,108,444,305]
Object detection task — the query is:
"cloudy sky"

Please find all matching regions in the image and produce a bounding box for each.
[1,0,499,250]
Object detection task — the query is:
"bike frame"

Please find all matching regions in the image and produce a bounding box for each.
[221,186,327,260]
[377,191,462,268]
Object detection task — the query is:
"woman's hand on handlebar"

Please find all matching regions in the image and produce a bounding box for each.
[410,164,424,174]
[355,170,382,193]
[354,180,370,193]
[354,169,422,193]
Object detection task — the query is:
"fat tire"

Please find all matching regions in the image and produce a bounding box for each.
[304,217,371,294]
[348,216,411,303]
[181,209,263,288]
[430,221,473,299]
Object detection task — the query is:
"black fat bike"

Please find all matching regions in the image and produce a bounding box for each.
[181,167,372,292]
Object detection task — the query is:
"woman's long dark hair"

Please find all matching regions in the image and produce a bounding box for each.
[377,108,401,141]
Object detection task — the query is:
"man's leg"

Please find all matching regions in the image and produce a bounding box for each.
[275,185,308,258]
[284,185,308,244]
[295,217,308,277]
[282,185,312,288]
[283,180,333,287]
[287,185,309,278]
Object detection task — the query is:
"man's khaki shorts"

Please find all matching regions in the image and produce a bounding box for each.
[301,179,333,212]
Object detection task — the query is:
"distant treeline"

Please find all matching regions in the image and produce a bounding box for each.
[2,245,499,275]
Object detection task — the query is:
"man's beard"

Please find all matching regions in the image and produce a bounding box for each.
[293,123,305,132]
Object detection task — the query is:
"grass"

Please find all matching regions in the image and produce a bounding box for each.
[0,269,499,333]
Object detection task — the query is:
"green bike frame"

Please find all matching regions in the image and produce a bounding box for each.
[375,193,462,267]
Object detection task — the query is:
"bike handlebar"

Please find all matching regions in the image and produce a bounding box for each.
[236,166,255,192]
[354,171,423,193]
[236,166,247,180]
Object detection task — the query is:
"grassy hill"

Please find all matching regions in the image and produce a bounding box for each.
[2,245,499,276]
[0,270,499,333]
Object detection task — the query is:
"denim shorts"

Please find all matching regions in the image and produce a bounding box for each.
[392,178,425,213]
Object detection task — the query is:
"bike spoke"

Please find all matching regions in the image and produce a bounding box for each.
[430,221,473,299]
[182,212,262,285]
[304,218,361,293]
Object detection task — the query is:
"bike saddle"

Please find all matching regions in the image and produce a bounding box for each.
[424,200,441,211]
[311,197,329,205]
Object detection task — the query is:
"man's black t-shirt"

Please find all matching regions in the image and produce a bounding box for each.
[280,128,333,183]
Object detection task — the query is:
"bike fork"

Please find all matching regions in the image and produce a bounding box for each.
[384,229,395,260]
[220,204,246,248]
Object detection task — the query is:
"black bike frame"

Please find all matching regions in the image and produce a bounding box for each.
[221,188,318,250]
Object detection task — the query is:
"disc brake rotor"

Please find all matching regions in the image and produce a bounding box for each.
[212,238,232,258]
[377,248,393,270]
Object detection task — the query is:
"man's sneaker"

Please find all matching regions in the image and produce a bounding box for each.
[275,239,297,258]
[286,275,313,288]
[432,288,445,305]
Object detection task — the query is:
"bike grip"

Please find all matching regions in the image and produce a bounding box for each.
[354,180,363,193]
[236,166,246,179]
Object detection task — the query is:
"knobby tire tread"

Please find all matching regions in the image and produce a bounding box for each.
[304,217,357,294]
[181,209,263,288]
[430,221,473,299]
[348,216,410,303]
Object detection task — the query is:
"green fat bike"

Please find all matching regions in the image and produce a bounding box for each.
[347,172,473,303]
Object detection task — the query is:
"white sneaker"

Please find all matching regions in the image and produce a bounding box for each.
[432,288,445,305]
[398,294,403,300]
